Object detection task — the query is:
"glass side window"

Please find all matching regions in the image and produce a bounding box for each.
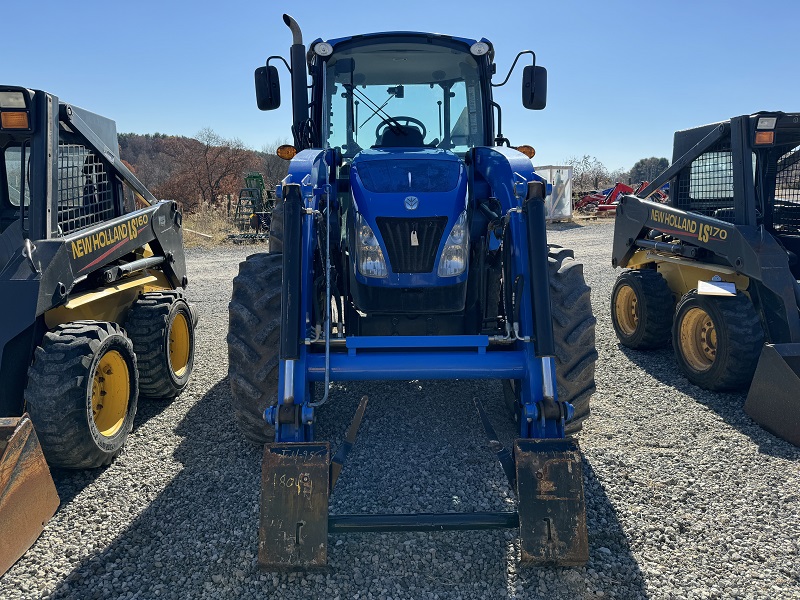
[325,43,485,158]
[4,145,31,207]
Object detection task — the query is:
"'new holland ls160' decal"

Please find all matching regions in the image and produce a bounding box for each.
[71,214,149,272]
[650,208,729,243]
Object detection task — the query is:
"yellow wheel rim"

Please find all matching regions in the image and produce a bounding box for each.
[91,350,130,437]
[168,312,191,377]
[614,285,639,337]
[679,306,717,372]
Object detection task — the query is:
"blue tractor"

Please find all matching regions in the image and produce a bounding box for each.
[227,14,597,569]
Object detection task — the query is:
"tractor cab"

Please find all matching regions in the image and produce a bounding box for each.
[256,26,547,336]
[315,35,492,157]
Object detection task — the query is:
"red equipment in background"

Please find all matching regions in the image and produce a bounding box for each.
[574,181,667,214]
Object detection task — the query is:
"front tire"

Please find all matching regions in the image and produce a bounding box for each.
[25,322,139,469]
[672,291,763,390]
[125,290,195,400]
[504,247,597,433]
[611,269,673,349]
[549,247,597,433]
[227,253,282,443]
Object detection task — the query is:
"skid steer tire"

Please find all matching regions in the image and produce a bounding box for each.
[25,322,139,469]
[504,247,597,433]
[268,202,284,255]
[672,290,764,391]
[611,269,673,350]
[549,247,597,434]
[227,253,282,444]
[125,290,195,400]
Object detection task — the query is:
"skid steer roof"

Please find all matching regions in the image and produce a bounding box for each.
[672,111,800,160]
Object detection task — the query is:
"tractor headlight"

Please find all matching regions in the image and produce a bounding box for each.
[437,211,469,277]
[355,213,388,278]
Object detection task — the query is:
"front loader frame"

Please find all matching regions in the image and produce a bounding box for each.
[258,147,587,569]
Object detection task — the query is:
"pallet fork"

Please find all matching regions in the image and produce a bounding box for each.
[259,397,587,570]
[0,414,59,576]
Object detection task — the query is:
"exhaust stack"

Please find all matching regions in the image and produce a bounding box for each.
[283,14,310,148]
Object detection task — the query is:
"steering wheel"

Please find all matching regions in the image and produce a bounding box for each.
[375,116,427,140]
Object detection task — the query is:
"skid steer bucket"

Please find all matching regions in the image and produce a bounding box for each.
[744,344,800,447]
[0,414,60,576]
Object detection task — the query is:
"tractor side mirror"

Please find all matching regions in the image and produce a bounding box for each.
[255,65,281,111]
[522,65,547,110]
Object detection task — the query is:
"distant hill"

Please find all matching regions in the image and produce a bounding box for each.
[118,131,287,212]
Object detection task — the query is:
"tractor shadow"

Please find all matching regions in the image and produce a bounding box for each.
[616,344,800,460]
[48,395,177,506]
[47,377,648,599]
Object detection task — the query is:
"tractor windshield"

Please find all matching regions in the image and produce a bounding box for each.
[324,42,485,158]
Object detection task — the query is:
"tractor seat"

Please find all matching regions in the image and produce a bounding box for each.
[376,125,425,148]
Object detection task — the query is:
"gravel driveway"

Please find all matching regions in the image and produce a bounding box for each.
[1,220,798,599]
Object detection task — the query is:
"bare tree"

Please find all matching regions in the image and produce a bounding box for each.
[260,140,291,190]
[565,155,610,194]
[159,128,259,210]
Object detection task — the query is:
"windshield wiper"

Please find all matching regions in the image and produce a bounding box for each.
[359,94,394,129]
[346,85,404,134]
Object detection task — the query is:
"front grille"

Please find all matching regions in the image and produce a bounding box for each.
[376,216,448,273]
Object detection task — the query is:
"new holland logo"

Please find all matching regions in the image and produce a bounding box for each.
[404,196,419,210]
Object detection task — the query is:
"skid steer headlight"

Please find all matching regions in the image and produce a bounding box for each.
[355,213,388,278]
[437,211,469,277]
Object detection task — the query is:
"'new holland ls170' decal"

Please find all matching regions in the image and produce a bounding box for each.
[650,208,729,243]
[71,214,149,272]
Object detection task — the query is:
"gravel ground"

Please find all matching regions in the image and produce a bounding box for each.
[1,219,799,599]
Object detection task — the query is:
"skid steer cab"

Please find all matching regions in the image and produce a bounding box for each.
[0,87,197,574]
[228,15,597,569]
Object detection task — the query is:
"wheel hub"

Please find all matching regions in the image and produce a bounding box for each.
[91,350,130,437]
[614,285,639,336]
[169,312,191,377]
[680,307,717,372]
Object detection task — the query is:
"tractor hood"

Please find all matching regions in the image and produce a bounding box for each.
[350,148,468,287]
[350,148,466,220]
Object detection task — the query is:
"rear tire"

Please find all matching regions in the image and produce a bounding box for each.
[611,269,673,349]
[672,290,763,391]
[504,247,597,433]
[125,290,195,400]
[227,253,282,443]
[25,322,139,469]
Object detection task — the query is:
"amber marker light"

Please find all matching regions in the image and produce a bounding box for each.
[755,131,775,145]
[515,145,536,159]
[276,144,298,160]
[1,112,29,129]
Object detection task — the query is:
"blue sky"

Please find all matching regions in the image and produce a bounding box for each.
[4,0,797,171]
